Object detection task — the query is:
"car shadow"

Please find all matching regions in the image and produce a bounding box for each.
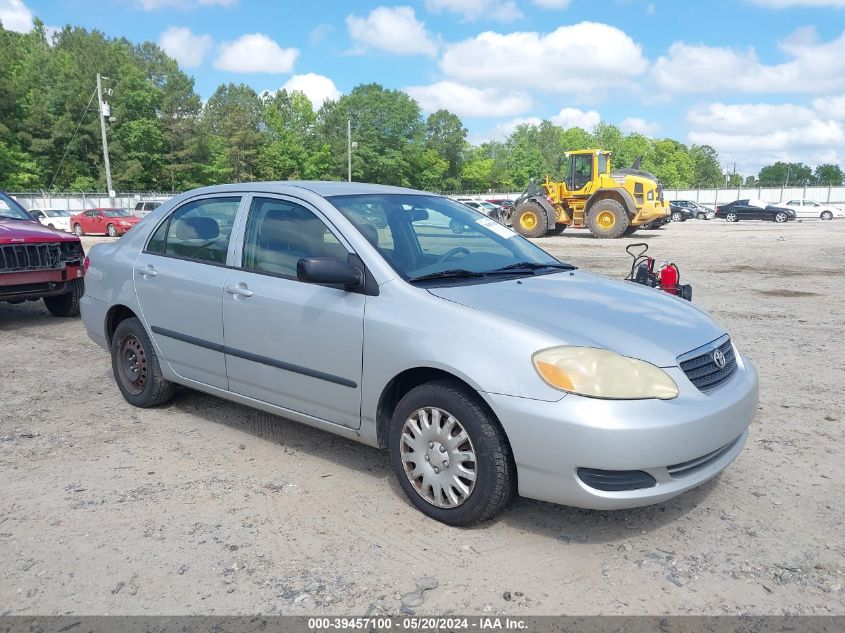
[0,301,56,330]
[167,388,390,481]
[540,232,665,240]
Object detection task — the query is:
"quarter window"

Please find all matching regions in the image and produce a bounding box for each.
[241,197,348,277]
[146,197,241,264]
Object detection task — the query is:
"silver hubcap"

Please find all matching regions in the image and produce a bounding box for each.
[400,407,477,509]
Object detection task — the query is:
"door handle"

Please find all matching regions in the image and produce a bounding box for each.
[136,265,157,278]
[225,283,253,298]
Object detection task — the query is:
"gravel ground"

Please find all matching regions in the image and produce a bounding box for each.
[1,219,843,616]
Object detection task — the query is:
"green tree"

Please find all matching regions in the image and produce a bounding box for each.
[425,109,466,188]
[758,162,814,186]
[689,145,723,187]
[814,163,843,186]
[204,83,264,182]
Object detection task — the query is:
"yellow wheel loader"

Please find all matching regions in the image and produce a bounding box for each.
[507,150,670,239]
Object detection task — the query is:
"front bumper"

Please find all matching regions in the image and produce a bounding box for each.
[0,264,84,301]
[484,352,759,510]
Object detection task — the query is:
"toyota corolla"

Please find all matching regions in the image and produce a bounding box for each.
[80,182,759,526]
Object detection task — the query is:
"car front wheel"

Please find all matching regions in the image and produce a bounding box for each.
[821,211,833,221]
[111,317,175,408]
[697,212,707,220]
[671,211,684,222]
[389,380,515,526]
[74,223,84,236]
[107,223,117,237]
[43,278,83,317]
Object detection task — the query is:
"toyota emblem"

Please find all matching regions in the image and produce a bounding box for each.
[712,349,727,369]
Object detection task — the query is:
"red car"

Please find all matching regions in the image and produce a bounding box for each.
[1,191,85,317]
[71,208,141,237]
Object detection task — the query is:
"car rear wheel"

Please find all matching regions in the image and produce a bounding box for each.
[671,211,684,222]
[726,212,738,222]
[74,223,84,236]
[389,380,515,526]
[111,317,175,408]
[821,211,833,221]
[774,211,789,223]
[107,223,117,237]
[43,278,83,317]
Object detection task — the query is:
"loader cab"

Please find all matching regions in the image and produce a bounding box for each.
[565,150,610,194]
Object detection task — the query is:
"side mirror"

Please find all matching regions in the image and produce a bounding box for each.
[297,257,363,289]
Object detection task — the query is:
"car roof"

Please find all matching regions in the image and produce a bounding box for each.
[179,181,435,198]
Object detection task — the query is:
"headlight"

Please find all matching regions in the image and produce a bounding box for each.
[532,346,679,400]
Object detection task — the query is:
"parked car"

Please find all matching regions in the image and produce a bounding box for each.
[715,199,795,223]
[1,191,85,316]
[486,198,514,209]
[134,200,163,217]
[70,208,141,236]
[453,198,502,221]
[33,208,73,232]
[778,199,843,221]
[669,200,714,221]
[81,182,758,526]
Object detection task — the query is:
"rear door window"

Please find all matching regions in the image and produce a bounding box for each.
[145,197,241,264]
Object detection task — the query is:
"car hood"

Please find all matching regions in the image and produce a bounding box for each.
[427,270,725,367]
[0,219,79,244]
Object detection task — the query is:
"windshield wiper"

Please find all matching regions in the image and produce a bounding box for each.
[489,261,577,274]
[409,269,486,283]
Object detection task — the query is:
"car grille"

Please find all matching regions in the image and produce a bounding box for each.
[678,336,737,391]
[0,243,63,272]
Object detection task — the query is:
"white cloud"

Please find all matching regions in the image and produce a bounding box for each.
[440,22,648,96]
[159,27,212,68]
[426,0,522,23]
[281,73,341,107]
[750,0,845,7]
[472,116,542,143]
[532,0,572,8]
[347,6,438,56]
[0,0,33,32]
[813,94,845,119]
[646,2,656,13]
[620,117,660,136]
[549,107,601,129]
[405,81,532,117]
[653,27,845,94]
[686,101,845,172]
[214,33,299,73]
[137,0,236,9]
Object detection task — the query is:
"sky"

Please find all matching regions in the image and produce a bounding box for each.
[2,0,845,175]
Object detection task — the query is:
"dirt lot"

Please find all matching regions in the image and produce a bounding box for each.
[1,219,843,616]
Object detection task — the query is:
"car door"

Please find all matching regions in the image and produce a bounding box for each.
[133,195,244,389]
[222,195,365,429]
[802,200,820,218]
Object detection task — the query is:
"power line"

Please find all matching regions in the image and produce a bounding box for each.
[47,87,97,191]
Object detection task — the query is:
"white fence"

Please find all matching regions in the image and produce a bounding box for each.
[10,185,845,210]
[9,192,176,212]
[451,185,845,206]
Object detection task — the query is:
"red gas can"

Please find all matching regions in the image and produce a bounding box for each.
[659,263,679,295]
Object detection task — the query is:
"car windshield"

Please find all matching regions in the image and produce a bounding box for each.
[103,208,133,217]
[0,192,34,220]
[328,194,568,283]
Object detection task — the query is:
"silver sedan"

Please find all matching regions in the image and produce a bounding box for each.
[80,182,759,526]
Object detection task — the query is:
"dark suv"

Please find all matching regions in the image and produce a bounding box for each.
[0,191,86,316]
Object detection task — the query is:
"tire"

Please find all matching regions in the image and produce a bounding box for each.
[388,380,515,526]
[726,212,738,222]
[449,219,465,234]
[512,201,549,238]
[697,212,707,220]
[111,317,175,408]
[821,211,833,221]
[587,199,629,238]
[74,223,84,236]
[546,224,567,236]
[671,211,684,222]
[48,223,55,228]
[43,278,83,317]
[774,211,789,223]
[107,223,117,237]
[639,221,653,230]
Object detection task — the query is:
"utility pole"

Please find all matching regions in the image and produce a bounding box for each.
[347,119,352,182]
[97,73,114,205]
